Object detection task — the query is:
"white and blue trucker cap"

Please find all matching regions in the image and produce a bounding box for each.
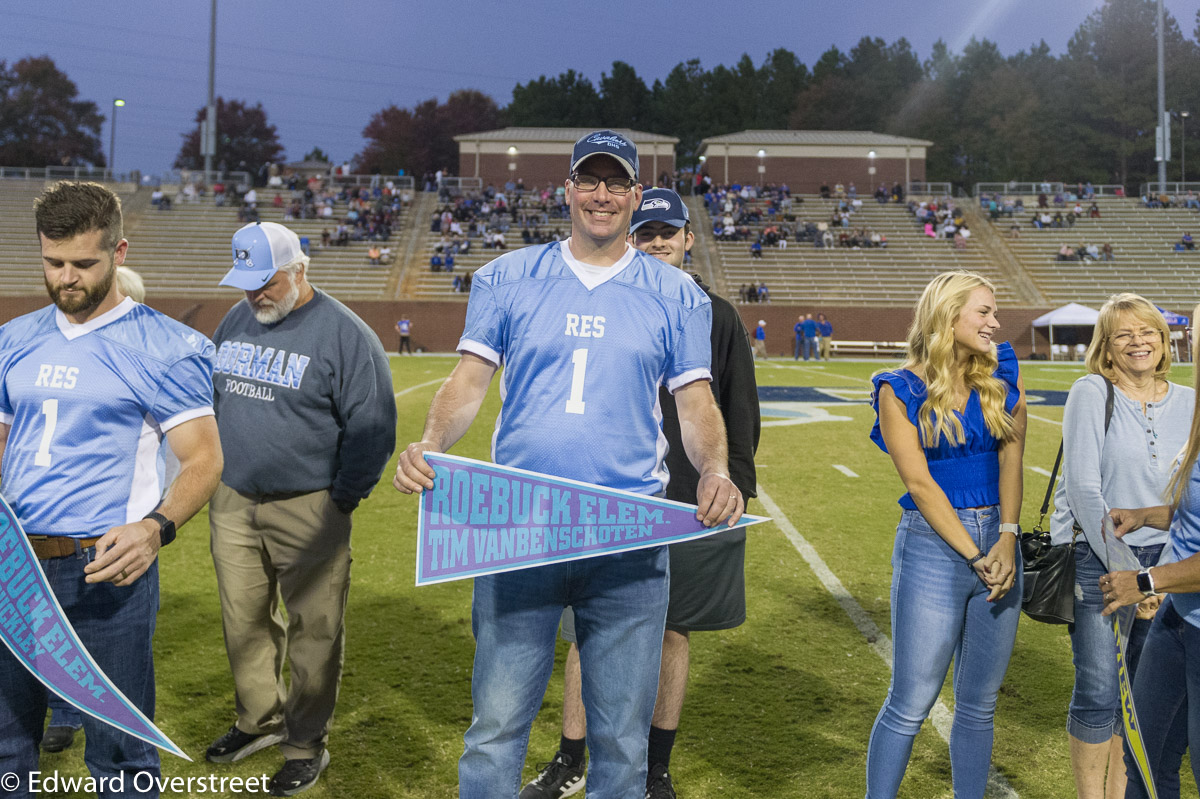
[221,221,302,290]
[630,187,689,233]
[570,129,638,180]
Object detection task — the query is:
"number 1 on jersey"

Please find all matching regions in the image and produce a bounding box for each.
[35,398,58,467]
[565,348,588,415]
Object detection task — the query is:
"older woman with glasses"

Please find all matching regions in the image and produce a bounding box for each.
[1051,293,1193,798]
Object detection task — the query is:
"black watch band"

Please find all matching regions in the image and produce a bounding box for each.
[1136,569,1158,597]
[143,511,177,548]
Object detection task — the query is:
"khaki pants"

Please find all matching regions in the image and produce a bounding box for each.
[753,339,767,359]
[819,337,832,360]
[209,483,352,759]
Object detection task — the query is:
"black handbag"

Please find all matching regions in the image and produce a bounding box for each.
[1020,380,1114,624]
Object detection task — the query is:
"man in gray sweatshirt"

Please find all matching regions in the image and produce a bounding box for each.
[205,221,396,796]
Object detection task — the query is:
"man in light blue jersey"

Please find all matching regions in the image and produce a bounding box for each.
[394,131,744,799]
[0,182,223,797]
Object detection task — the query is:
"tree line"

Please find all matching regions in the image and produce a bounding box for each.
[4,0,1199,191]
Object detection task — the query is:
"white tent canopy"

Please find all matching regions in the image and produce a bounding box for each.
[1032,303,1100,327]
[1031,303,1100,355]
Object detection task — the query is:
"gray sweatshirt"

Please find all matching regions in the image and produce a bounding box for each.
[212,288,397,509]
[1050,373,1194,565]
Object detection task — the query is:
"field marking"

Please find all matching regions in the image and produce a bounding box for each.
[832,464,859,478]
[394,378,445,399]
[1028,413,1063,427]
[759,362,872,384]
[757,485,1019,798]
[1028,466,1053,477]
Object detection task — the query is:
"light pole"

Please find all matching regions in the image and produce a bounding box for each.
[757,149,766,187]
[109,99,125,178]
[868,149,877,188]
[1182,111,1190,184]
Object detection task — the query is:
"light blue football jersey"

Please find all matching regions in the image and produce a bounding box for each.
[0,299,215,537]
[459,241,712,495]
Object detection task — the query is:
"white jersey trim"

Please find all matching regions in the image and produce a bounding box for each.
[0,412,12,425]
[125,413,164,523]
[560,239,636,291]
[666,367,712,394]
[458,339,502,367]
[55,296,137,341]
[159,405,215,433]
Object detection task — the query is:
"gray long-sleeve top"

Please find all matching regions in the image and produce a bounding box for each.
[212,288,397,509]
[1050,373,1194,566]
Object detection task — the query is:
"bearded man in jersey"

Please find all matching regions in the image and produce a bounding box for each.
[0,181,222,798]
[394,131,743,799]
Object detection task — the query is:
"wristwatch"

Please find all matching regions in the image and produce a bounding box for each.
[1136,568,1159,597]
[143,511,177,548]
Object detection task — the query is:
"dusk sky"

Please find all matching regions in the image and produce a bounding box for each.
[5,0,1200,176]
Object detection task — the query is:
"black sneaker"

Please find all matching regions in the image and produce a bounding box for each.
[269,750,330,796]
[205,725,284,763]
[520,751,586,799]
[41,726,78,753]
[645,764,676,799]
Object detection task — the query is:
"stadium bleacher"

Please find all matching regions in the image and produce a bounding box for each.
[986,196,1200,308]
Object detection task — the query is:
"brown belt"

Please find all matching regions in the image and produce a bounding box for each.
[28,536,101,559]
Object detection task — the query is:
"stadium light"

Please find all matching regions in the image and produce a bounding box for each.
[1182,111,1191,183]
[109,99,126,178]
[757,149,766,185]
[507,146,518,180]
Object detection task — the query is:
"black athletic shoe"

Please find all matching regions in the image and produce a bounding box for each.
[205,725,284,763]
[268,750,330,796]
[645,764,676,799]
[40,726,78,753]
[520,751,586,798]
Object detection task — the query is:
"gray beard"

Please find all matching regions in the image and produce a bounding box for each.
[252,279,300,325]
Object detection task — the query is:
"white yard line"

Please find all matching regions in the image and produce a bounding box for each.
[394,378,445,399]
[757,485,1019,798]
[1028,466,1052,477]
[832,464,859,478]
[759,362,873,384]
[1027,413,1063,427]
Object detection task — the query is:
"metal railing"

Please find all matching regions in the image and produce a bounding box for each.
[1138,182,1200,197]
[0,166,140,183]
[907,181,952,197]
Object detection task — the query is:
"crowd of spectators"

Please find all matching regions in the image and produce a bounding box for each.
[907,198,971,246]
[1144,190,1200,210]
[1054,242,1114,262]
[736,282,769,303]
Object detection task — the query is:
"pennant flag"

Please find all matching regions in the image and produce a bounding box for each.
[0,496,189,760]
[1102,514,1158,798]
[415,453,769,586]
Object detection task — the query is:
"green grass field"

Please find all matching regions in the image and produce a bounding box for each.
[37,355,1200,798]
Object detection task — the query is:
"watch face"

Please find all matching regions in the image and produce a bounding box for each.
[1136,571,1152,594]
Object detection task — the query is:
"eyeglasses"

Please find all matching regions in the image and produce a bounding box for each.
[570,173,637,195]
[1110,329,1162,345]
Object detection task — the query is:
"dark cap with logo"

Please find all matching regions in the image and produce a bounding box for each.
[571,129,639,180]
[630,187,689,233]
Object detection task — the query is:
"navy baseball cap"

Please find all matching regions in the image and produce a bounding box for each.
[571,129,638,180]
[630,188,689,233]
[221,222,303,290]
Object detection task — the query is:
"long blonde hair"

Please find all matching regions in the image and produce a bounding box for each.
[1167,304,1200,507]
[891,271,1015,447]
[1084,293,1171,381]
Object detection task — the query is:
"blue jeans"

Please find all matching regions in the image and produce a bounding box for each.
[0,550,160,798]
[47,698,83,730]
[794,335,802,360]
[803,336,819,360]
[1124,598,1200,799]
[865,507,1022,799]
[459,548,669,799]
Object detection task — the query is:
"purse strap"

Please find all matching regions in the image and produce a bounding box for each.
[1033,379,1114,531]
